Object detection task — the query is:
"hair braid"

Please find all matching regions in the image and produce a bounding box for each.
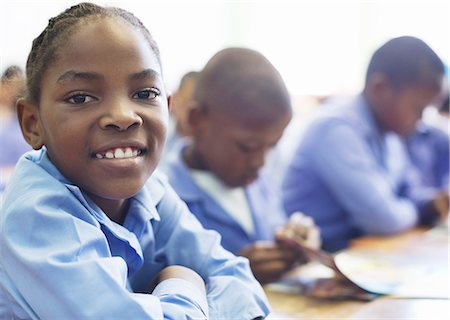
[26,2,161,105]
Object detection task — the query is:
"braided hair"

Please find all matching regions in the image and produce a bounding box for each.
[26,2,161,105]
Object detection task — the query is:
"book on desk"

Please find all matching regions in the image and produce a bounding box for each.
[270,222,449,301]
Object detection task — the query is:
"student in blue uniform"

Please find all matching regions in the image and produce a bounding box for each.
[159,71,199,172]
[0,3,270,319]
[165,47,321,284]
[282,36,449,252]
[0,66,30,195]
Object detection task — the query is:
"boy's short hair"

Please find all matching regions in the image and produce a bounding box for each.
[194,47,291,124]
[1,65,23,83]
[365,36,444,88]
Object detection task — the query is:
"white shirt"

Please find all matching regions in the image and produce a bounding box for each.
[190,169,255,235]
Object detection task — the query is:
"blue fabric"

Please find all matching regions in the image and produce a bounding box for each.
[165,144,288,255]
[282,95,433,252]
[0,117,31,166]
[0,150,270,319]
[406,121,449,189]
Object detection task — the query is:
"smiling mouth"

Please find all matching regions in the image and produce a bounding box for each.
[93,147,144,159]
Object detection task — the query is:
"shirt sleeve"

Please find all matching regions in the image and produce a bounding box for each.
[0,189,208,319]
[151,180,271,320]
[298,119,419,235]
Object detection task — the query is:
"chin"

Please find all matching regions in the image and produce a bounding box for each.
[98,181,146,200]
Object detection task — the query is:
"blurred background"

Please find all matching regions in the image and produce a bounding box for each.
[1,0,448,99]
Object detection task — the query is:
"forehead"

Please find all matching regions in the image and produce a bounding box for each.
[210,107,290,138]
[51,17,161,75]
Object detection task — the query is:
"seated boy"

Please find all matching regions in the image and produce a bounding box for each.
[282,36,448,252]
[165,47,320,284]
[159,70,199,171]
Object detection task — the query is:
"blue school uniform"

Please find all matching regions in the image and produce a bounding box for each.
[0,150,270,319]
[165,145,288,255]
[406,121,449,189]
[282,95,437,252]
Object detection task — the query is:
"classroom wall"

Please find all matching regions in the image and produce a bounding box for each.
[1,0,448,97]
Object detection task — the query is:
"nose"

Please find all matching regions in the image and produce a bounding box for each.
[99,99,143,131]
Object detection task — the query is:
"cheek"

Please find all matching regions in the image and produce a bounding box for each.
[41,117,70,148]
[144,108,168,133]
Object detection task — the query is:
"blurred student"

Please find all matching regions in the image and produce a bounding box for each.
[165,47,320,284]
[0,66,30,194]
[159,71,198,171]
[0,3,270,318]
[283,36,448,252]
[169,71,199,139]
[0,66,30,165]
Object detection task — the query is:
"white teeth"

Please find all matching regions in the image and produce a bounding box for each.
[124,147,133,158]
[97,147,141,159]
[105,151,114,159]
[114,148,125,159]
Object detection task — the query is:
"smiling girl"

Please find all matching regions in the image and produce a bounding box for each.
[0,3,269,319]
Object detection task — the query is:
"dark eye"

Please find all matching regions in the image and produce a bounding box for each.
[133,88,160,100]
[66,93,96,104]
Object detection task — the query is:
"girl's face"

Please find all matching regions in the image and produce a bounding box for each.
[33,18,169,219]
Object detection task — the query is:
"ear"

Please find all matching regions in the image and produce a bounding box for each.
[166,94,172,113]
[187,100,208,135]
[16,98,45,150]
[366,73,396,108]
[368,73,394,97]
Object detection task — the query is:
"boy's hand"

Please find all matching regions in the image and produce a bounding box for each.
[276,212,321,250]
[431,191,449,221]
[239,241,297,284]
[148,265,206,295]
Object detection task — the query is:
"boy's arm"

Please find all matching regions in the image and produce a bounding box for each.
[239,241,298,284]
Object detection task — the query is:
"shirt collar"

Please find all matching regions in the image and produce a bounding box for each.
[166,143,211,202]
[31,149,162,224]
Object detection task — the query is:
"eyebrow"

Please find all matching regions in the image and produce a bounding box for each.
[57,71,103,84]
[56,69,161,84]
[129,69,160,81]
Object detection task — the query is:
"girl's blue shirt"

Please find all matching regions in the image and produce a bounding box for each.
[0,149,269,319]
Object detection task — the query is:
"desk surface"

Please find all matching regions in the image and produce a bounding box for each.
[265,227,449,319]
[266,290,366,319]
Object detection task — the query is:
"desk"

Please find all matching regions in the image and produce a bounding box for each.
[265,227,449,319]
[266,290,366,319]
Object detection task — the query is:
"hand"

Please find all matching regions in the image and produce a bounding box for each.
[239,241,297,284]
[148,265,206,295]
[276,212,321,250]
[429,191,449,222]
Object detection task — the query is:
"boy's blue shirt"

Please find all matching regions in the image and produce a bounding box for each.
[282,94,438,252]
[164,143,288,255]
[0,150,270,319]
